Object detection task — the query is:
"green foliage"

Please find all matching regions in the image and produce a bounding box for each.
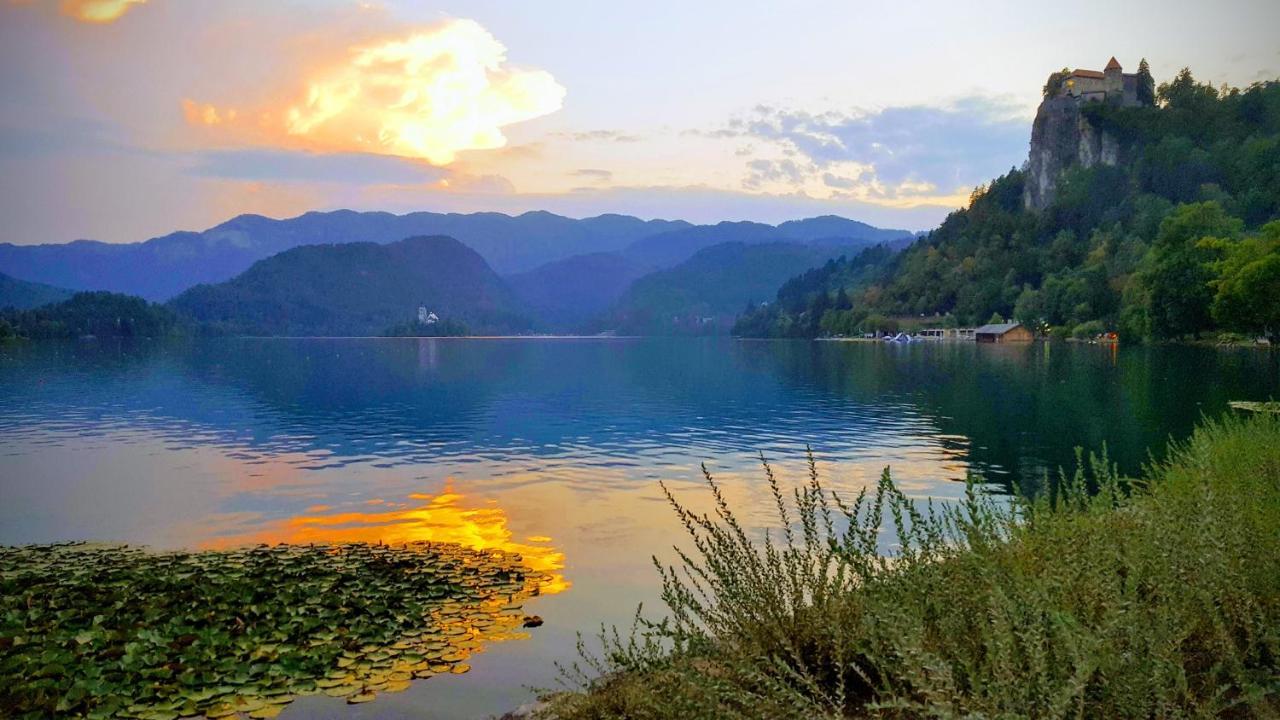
[383,318,470,337]
[0,292,185,340]
[1129,201,1245,339]
[1210,221,1280,340]
[1043,67,1072,99]
[0,541,549,719]
[1136,58,1155,106]
[730,245,898,337]
[549,414,1280,718]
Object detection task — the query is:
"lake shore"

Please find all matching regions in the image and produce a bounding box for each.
[543,413,1280,719]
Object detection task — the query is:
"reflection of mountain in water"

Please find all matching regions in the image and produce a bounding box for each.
[2,338,1275,493]
[742,341,1279,490]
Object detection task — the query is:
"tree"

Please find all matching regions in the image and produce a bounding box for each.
[1145,202,1243,339]
[1137,58,1155,106]
[1210,221,1280,341]
[834,287,852,311]
[1013,286,1044,328]
[1043,67,1072,99]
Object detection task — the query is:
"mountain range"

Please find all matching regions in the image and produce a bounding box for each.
[0,210,914,335]
[506,216,913,330]
[0,211,691,302]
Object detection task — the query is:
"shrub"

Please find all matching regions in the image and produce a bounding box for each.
[1073,319,1106,338]
[550,415,1280,719]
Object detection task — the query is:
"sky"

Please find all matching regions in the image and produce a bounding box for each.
[1,0,1278,245]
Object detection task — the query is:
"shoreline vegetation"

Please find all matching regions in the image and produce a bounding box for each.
[0,541,556,719]
[543,413,1280,719]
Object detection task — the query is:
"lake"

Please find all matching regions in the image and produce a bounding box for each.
[1,337,1276,718]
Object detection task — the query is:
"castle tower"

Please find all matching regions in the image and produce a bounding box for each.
[1103,56,1123,98]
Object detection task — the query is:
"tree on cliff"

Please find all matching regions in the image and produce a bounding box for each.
[1043,67,1072,99]
[1137,58,1156,106]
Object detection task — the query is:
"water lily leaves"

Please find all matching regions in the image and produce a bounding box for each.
[1,541,555,718]
[203,703,237,718]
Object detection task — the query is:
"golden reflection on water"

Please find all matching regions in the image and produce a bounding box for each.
[205,483,570,596]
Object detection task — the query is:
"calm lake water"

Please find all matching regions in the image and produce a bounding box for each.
[2,337,1277,718]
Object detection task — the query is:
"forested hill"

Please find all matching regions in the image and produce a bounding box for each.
[736,69,1280,341]
[168,236,530,336]
[0,272,73,310]
[603,241,875,335]
[0,292,183,340]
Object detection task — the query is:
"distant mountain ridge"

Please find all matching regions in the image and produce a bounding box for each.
[508,216,914,331]
[618,216,911,269]
[168,236,529,336]
[0,210,691,301]
[601,241,885,335]
[0,210,912,303]
[506,253,650,331]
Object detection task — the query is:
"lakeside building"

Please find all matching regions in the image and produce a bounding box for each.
[975,322,1034,343]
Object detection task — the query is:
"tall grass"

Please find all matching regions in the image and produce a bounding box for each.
[549,414,1280,719]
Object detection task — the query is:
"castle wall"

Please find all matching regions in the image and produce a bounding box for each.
[1066,76,1107,97]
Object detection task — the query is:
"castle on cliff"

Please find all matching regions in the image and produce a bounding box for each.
[1055,57,1145,107]
[1024,56,1154,209]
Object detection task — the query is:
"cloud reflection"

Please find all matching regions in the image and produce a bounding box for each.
[206,483,570,596]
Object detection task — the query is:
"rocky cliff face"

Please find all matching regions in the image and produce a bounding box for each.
[1023,96,1120,210]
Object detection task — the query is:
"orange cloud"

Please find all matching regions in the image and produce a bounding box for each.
[182,99,236,126]
[186,19,565,166]
[59,0,146,23]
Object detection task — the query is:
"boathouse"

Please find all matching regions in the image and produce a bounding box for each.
[974,322,1033,343]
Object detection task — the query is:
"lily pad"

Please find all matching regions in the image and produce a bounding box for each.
[0,541,558,718]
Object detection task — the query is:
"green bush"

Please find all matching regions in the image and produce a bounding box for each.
[550,414,1280,719]
[1072,319,1106,338]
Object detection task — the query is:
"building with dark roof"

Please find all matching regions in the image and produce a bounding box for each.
[974,322,1034,343]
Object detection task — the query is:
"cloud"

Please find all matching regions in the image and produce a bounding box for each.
[717,96,1028,202]
[186,149,447,185]
[59,0,146,23]
[184,18,566,166]
[571,167,612,182]
[821,172,858,190]
[742,158,809,189]
[557,130,641,143]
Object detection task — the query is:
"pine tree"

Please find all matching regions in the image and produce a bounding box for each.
[835,287,852,311]
[1137,58,1155,106]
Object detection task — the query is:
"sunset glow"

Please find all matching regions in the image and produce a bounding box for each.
[3,0,1277,242]
[59,0,145,24]
[208,484,570,596]
[187,19,566,165]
